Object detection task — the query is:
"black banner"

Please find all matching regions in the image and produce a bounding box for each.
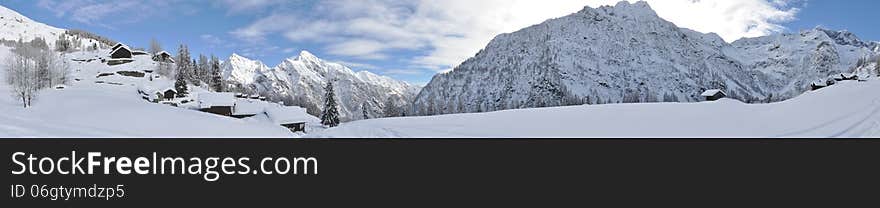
[2,139,879,207]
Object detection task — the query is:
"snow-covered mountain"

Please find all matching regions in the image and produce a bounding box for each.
[0,5,64,43]
[223,52,421,122]
[0,5,110,49]
[412,1,880,116]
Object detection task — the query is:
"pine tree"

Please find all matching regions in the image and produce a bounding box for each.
[191,58,198,85]
[320,82,340,127]
[362,102,370,120]
[198,54,208,84]
[176,44,191,83]
[210,55,223,92]
[175,73,188,98]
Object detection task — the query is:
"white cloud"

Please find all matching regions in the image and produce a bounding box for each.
[214,0,286,14]
[332,60,380,70]
[36,0,191,27]
[382,69,425,76]
[227,0,802,70]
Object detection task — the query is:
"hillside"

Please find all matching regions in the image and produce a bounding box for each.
[311,78,880,138]
[412,1,880,116]
[0,5,109,49]
[0,5,63,43]
[0,46,302,137]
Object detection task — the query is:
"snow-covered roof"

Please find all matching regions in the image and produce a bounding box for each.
[156,51,171,56]
[110,44,131,54]
[234,99,266,115]
[198,92,235,108]
[265,105,320,125]
[812,80,827,87]
[701,89,726,97]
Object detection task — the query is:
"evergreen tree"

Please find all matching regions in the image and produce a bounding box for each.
[176,44,191,83]
[320,82,340,127]
[362,102,370,120]
[175,73,188,98]
[210,55,223,92]
[384,96,399,117]
[191,58,199,85]
[198,54,208,84]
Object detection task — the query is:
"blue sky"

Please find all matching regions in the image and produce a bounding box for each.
[1,0,878,85]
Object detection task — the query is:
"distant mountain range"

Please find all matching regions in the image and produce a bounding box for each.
[222,52,420,122]
[412,1,880,116]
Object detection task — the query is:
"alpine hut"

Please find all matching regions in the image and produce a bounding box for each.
[108,43,134,65]
[162,88,177,100]
[701,89,727,101]
[266,105,319,133]
[152,51,175,63]
[197,93,236,116]
[110,44,133,59]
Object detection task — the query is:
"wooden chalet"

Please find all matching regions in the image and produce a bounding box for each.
[152,51,175,63]
[110,44,132,59]
[266,106,318,133]
[159,88,177,100]
[111,43,125,51]
[197,93,236,117]
[701,89,727,101]
[281,123,307,133]
[811,80,828,91]
[108,43,134,65]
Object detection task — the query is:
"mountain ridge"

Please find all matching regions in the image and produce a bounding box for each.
[223,51,421,122]
[412,1,879,116]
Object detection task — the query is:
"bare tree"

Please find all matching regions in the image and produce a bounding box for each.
[149,38,163,55]
[5,45,39,108]
[4,39,70,108]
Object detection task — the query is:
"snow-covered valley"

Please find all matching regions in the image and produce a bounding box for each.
[312,79,880,138]
[1,2,880,138]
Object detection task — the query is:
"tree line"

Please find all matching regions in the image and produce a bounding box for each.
[147,39,224,98]
[3,38,69,108]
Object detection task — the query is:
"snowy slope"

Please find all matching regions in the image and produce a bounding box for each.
[0,45,310,137]
[0,5,109,50]
[412,1,879,116]
[311,79,880,138]
[0,5,64,44]
[223,51,421,122]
